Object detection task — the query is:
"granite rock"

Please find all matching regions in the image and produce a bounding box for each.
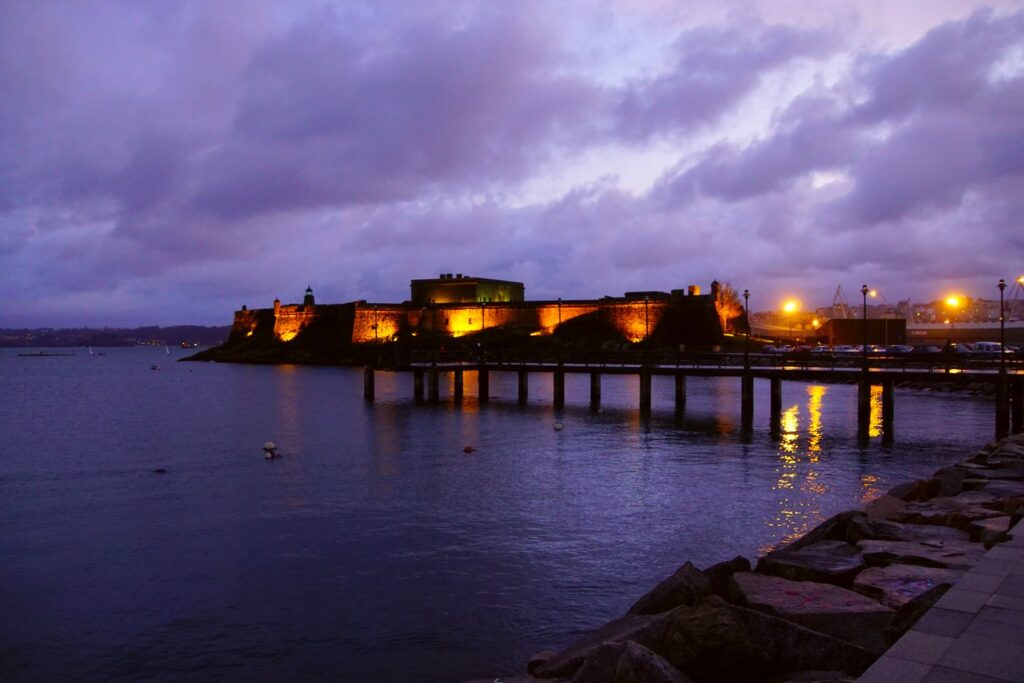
[571,641,692,683]
[729,572,892,653]
[851,563,962,608]
[626,562,712,616]
[856,538,986,570]
[757,540,866,587]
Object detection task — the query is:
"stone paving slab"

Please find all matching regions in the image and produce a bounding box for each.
[858,518,1024,683]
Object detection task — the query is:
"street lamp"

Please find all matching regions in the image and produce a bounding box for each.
[743,289,750,369]
[999,279,1006,374]
[861,285,869,370]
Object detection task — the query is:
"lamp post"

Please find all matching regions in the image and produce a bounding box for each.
[861,284,869,370]
[644,295,650,342]
[481,301,486,332]
[999,279,1006,374]
[743,289,750,369]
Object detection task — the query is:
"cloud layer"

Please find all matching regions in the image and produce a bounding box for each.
[1,1,1022,325]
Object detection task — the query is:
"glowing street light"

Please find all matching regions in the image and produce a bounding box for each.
[782,299,799,341]
[945,295,962,334]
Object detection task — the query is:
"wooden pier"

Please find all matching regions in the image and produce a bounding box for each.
[363,352,1024,441]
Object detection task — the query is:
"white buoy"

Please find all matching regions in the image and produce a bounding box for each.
[553,422,563,431]
[262,441,279,459]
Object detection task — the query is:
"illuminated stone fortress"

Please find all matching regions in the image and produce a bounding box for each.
[228,274,727,349]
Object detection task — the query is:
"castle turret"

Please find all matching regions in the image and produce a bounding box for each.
[273,298,281,317]
[304,286,315,308]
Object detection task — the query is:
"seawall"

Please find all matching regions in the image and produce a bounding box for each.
[468,432,1024,683]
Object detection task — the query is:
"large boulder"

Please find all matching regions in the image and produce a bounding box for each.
[863,495,906,519]
[856,539,986,570]
[884,583,951,645]
[931,466,966,497]
[703,556,752,600]
[729,572,892,653]
[892,496,1004,530]
[627,562,712,616]
[851,563,962,608]
[731,604,877,676]
[967,515,1012,545]
[571,642,693,683]
[885,478,939,502]
[532,613,664,679]
[756,541,866,587]
[655,597,772,682]
[978,480,1024,499]
[783,512,864,550]
[845,517,969,544]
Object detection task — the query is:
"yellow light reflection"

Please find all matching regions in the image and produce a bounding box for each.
[807,385,826,457]
[860,473,881,503]
[869,385,883,438]
[780,404,799,454]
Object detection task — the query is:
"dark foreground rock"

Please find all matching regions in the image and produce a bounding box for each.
[851,563,962,608]
[571,641,693,683]
[627,561,712,616]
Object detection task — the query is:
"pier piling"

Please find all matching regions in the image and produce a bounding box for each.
[1012,380,1023,434]
[769,376,781,437]
[478,365,489,404]
[639,368,651,415]
[413,369,424,402]
[590,372,601,411]
[518,369,529,405]
[554,367,565,408]
[428,365,440,403]
[857,376,871,444]
[675,375,686,415]
[363,366,375,402]
[453,369,464,403]
[996,374,1009,439]
[741,374,754,435]
[882,379,894,445]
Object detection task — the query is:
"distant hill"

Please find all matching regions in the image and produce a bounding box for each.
[0,325,232,348]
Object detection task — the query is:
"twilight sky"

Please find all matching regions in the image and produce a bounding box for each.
[2,0,1023,327]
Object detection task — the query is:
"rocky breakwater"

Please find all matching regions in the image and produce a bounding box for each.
[468,433,1024,683]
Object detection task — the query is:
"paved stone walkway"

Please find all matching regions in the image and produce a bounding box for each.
[859,519,1024,682]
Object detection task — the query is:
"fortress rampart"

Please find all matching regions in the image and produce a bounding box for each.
[223,277,727,356]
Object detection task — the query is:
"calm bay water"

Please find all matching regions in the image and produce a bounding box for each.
[0,348,996,682]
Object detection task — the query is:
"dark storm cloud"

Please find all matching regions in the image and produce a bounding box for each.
[614,20,836,140]
[1,2,1022,325]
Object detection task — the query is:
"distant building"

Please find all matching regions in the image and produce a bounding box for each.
[410,274,524,305]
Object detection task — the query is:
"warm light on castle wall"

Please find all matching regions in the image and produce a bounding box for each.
[352,308,402,343]
[537,303,597,333]
[274,306,314,342]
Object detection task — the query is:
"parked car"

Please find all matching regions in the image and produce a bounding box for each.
[833,345,858,354]
[886,345,915,353]
[913,345,941,353]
